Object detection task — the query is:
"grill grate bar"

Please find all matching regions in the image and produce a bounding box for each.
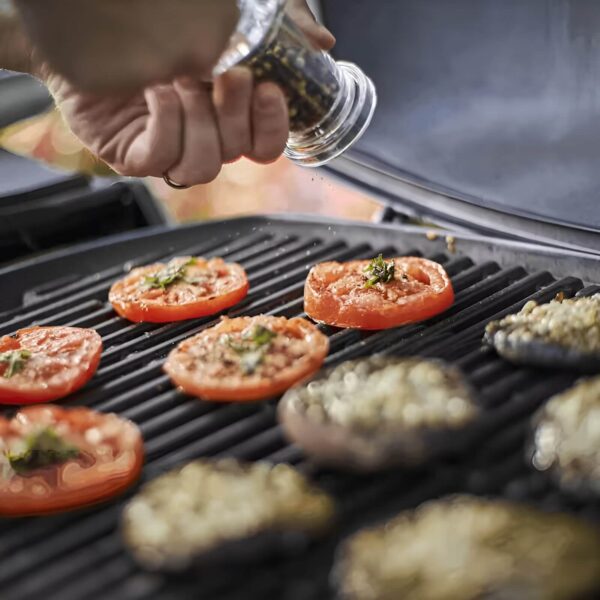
[72,243,371,395]
[0,252,162,321]
[139,401,217,440]
[93,240,350,369]
[0,233,276,336]
[65,306,118,329]
[322,267,538,366]
[146,408,276,470]
[4,533,122,600]
[2,221,600,600]
[419,277,583,359]
[0,507,118,585]
[217,425,287,461]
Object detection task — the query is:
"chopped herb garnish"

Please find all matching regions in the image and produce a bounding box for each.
[7,428,79,474]
[224,325,278,375]
[143,257,197,291]
[364,255,396,288]
[0,349,32,379]
[247,325,278,347]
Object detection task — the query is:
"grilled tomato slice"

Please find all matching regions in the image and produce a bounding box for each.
[0,326,103,405]
[109,256,249,323]
[0,405,143,516]
[304,255,454,330]
[164,316,329,402]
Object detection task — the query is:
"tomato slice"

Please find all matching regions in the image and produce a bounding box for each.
[0,405,143,516]
[109,256,249,323]
[164,316,330,402]
[304,257,454,330]
[0,326,103,405]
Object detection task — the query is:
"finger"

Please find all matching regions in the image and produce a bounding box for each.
[213,67,254,163]
[121,84,182,177]
[248,83,289,164]
[168,77,222,186]
[288,0,336,50]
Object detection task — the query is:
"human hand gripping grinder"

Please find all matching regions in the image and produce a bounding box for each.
[214,0,377,167]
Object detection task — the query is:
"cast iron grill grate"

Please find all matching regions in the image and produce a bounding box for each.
[0,220,598,600]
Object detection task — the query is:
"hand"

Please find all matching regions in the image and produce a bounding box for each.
[15,0,239,93]
[47,1,335,187]
[16,0,335,93]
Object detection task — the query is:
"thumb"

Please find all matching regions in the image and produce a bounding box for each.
[287,0,336,51]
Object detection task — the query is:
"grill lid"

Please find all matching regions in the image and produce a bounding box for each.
[321,0,600,251]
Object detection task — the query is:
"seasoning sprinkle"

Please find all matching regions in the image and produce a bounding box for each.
[243,15,341,132]
[445,236,457,254]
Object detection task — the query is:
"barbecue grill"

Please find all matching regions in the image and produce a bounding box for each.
[1,216,600,600]
[3,1,600,599]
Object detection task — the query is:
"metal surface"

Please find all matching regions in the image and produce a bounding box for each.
[0,216,599,600]
[0,74,52,128]
[0,181,171,267]
[321,0,600,250]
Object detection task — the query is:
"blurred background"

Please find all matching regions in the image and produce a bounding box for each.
[0,105,380,224]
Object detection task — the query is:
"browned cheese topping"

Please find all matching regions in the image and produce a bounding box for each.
[532,376,600,494]
[486,294,600,354]
[284,357,478,432]
[122,459,335,571]
[336,495,600,600]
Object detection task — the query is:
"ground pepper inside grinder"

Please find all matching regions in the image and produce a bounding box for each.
[214,0,377,167]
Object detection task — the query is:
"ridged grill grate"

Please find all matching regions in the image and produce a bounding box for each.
[0,222,598,600]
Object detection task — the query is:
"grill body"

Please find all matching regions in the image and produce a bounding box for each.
[1,215,599,600]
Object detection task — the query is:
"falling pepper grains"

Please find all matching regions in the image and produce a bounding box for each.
[242,14,341,132]
[446,236,457,254]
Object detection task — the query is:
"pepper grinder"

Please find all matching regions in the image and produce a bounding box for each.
[214,0,377,167]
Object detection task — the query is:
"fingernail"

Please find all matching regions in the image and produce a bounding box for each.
[320,26,336,47]
[256,84,281,112]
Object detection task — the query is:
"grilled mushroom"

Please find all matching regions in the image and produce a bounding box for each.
[121,459,335,572]
[333,495,600,600]
[530,376,600,497]
[485,294,600,372]
[278,357,479,472]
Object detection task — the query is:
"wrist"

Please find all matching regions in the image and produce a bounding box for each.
[0,3,41,77]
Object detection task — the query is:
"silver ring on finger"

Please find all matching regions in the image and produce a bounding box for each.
[162,172,189,190]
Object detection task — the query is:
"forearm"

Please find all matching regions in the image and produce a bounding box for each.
[13,0,239,92]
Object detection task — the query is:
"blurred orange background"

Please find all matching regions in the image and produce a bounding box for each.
[0,108,381,224]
